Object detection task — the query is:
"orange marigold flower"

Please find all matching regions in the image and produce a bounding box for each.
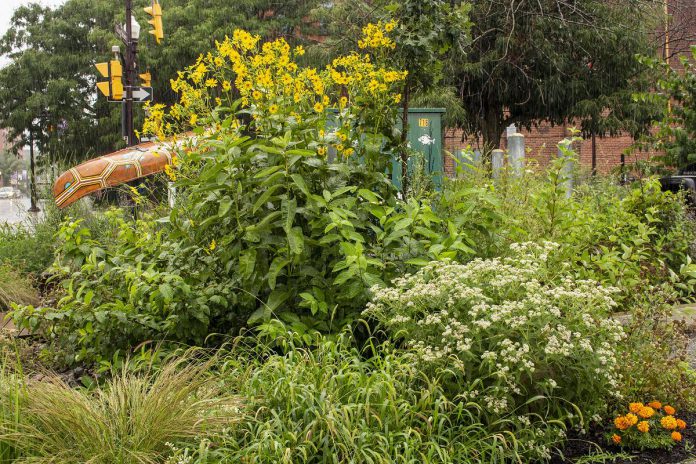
[626,413,639,426]
[629,402,644,414]
[614,416,631,431]
[676,419,687,430]
[672,431,682,442]
[638,407,655,419]
[664,405,676,415]
[661,415,678,430]
[637,421,650,433]
[648,401,662,410]
[612,434,622,444]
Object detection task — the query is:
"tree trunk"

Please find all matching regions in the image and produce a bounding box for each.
[481,105,504,157]
[400,82,411,197]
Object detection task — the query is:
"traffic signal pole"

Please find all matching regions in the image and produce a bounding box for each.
[124,0,136,147]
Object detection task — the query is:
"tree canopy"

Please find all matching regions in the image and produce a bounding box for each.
[0,0,321,166]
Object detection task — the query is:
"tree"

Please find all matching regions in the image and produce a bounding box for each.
[448,0,663,151]
[636,46,696,169]
[0,151,23,186]
[0,0,322,166]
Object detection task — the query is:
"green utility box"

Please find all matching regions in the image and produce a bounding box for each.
[391,108,446,190]
[327,107,446,189]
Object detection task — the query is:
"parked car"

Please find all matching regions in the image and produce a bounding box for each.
[660,163,696,203]
[0,187,21,199]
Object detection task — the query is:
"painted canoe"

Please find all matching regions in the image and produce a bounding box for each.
[53,140,177,209]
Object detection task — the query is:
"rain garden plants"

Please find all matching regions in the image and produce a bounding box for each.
[2,21,696,464]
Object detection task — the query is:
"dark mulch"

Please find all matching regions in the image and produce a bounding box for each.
[551,412,696,463]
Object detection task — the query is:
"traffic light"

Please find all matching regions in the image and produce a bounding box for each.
[95,60,123,100]
[144,0,164,44]
[139,72,152,88]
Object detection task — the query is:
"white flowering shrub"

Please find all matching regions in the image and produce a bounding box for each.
[364,242,626,460]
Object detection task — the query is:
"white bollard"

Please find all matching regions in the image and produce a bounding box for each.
[492,149,504,180]
[557,139,575,198]
[508,133,525,177]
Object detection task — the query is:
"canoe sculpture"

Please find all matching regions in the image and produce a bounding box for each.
[53,140,176,209]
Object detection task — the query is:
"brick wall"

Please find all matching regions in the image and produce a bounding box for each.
[443,123,658,176]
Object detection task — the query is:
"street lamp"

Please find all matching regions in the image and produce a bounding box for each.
[130,14,141,40]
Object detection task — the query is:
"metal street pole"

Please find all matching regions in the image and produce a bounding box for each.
[124,0,137,147]
[28,127,39,212]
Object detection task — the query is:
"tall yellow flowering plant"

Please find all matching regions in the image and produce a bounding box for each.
[143,27,406,175]
[132,27,453,340]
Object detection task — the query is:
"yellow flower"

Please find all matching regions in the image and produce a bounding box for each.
[222,81,232,92]
[205,78,218,88]
[322,95,330,106]
[625,413,638,426]
[648,401,662,410]
[317,146,326,156]
[661,415,678,430]
[637,407,655,419]
[339,96,348,108]
[637,421,649,433]
[252,90,262,100]
[269,104,279,114]
[394,93,402,104]
[189,114,198,126]
[612,434,621,445]
[313,102,324,113]
[164,164,177,181]
[294,45,305,56]
[319,129,325,138]
[664,405,676,415]
[336,144,344,152]
[629,403,643,414]
[209,239,216,251]
[384,20,397,32]
[343,147,355,156]
[672,431,682,441]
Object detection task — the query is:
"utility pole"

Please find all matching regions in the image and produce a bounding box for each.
[124,0,137,147]
[28,127,39,213]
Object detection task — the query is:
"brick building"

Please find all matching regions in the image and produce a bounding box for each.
[443,0,696,175]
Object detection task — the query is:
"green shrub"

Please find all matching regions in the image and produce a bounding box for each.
[365,243,625,461]
[1,351,241,464]
[615,285,696,411]
[442,150,696,306]
[13,32,480,365]
[165,336,519,464]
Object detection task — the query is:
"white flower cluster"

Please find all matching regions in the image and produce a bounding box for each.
[365,242,624,449]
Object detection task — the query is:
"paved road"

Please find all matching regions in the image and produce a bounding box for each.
[0,196,44,225]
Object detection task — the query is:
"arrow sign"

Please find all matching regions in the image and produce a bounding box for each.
[132,86,153,102]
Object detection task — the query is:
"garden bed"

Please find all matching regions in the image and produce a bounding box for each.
[552,412,696,463]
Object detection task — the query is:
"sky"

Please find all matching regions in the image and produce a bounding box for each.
[0,0,66,65]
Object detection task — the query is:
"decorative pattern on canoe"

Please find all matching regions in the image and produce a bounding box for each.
[53,140,175,209]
